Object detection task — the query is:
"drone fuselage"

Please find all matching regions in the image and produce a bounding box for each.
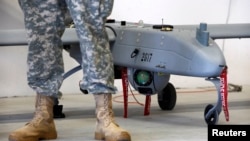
[109,22,226,78]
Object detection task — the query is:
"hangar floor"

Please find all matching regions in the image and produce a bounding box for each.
[0,85,249,141]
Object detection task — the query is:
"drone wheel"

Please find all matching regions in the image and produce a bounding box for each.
[204,104,218,125]
[157,83,177,110]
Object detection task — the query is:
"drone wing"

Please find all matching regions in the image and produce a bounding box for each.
[0,27,116,46]
[174,23,250,39]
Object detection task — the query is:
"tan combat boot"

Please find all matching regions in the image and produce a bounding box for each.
[94,93,131,141]
[9,94,57,141]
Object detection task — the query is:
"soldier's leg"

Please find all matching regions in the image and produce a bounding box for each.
[9,0,67,141]
[66,0,131,140]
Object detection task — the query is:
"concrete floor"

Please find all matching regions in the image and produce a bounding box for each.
[0,85,249,141]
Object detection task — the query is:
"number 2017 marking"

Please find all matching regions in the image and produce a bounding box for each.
[141,52,153,62]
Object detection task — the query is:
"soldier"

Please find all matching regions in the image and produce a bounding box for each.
[8,0,131,141]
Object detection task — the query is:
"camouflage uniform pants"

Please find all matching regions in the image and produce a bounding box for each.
[18,0,117,97]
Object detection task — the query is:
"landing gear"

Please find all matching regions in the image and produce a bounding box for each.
[204,77,224,125]
[202,77,222,125]
[204,67,229,125]
[53,103,65,118]
[53,91,65,118]
[204,104,219,125]
[157,83,177,110]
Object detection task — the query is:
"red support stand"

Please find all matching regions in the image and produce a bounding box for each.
[220,66,229,121]
[144,95,151,116]
[121,67,128,118]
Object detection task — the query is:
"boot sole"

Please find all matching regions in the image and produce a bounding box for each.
[95,132,131,141]
[9,133,57,141]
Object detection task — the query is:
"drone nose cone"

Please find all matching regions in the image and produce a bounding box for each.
[190,45,226,77]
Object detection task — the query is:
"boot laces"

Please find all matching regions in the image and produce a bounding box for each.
[26,109,44,127]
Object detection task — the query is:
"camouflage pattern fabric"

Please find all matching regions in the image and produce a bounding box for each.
[18,0,117,98]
